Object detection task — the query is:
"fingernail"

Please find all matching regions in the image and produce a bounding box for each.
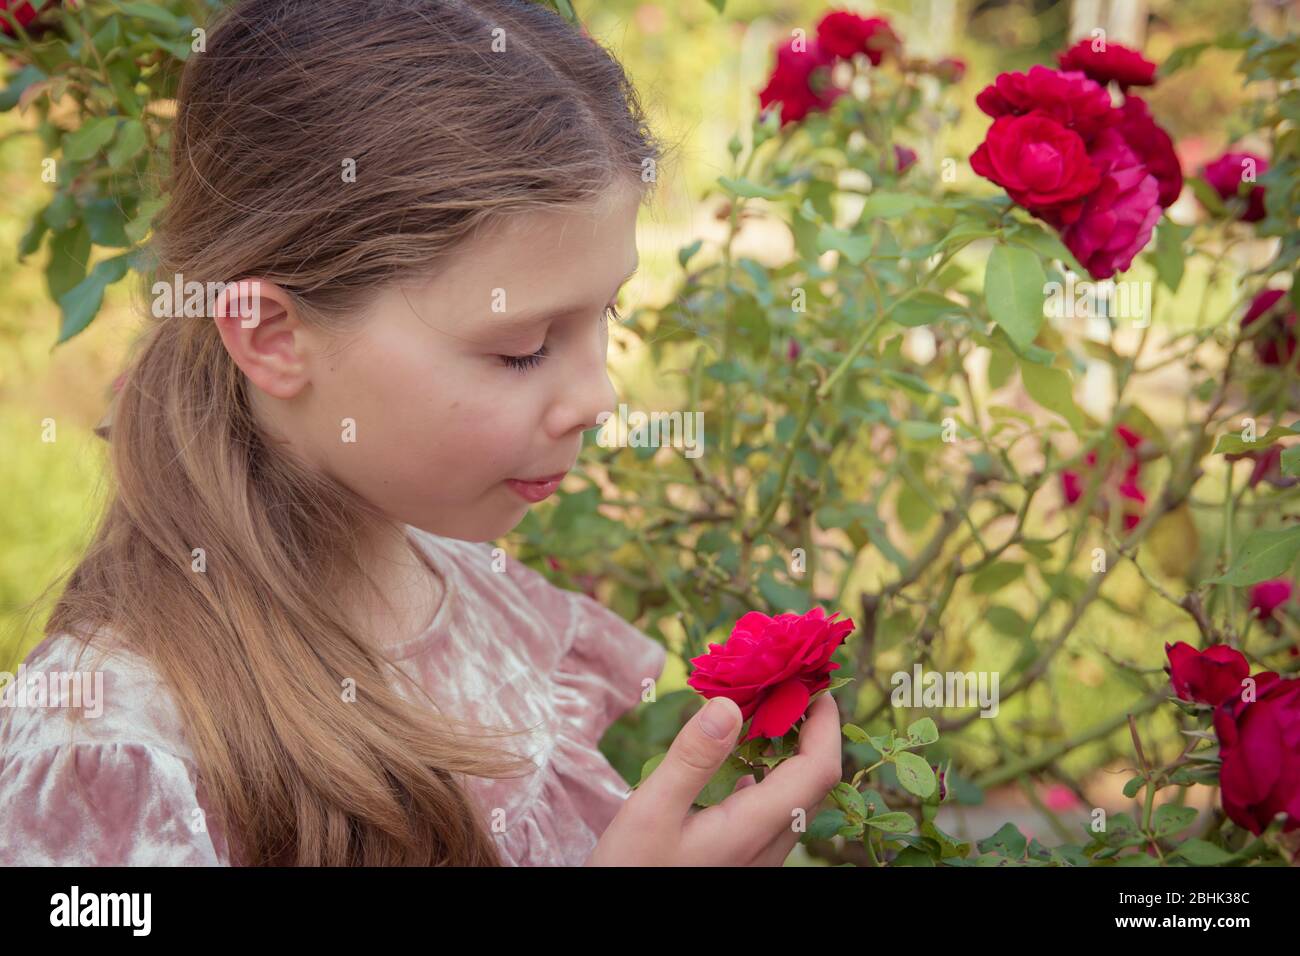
[699,698,737,739]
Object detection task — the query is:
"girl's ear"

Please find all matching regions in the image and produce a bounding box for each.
[212,279,315,400]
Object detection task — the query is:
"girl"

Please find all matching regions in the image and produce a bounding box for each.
[0,0,840,866]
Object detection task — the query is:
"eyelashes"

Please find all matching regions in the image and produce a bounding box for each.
[499,303,621,374]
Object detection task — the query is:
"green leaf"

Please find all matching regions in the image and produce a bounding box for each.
[841,723,871,744]
[18,216,49,260]
[893,751,937,798]
[756,571,807,614]
[704,360,746,384]
[636,751,665,786]
[1150,804,1197,839]
[718,176,787,200]
[116,2,183,33]
[892,846,936,865]
[1018,359,1084,431]
[1172,838,1235,865]
[694,756,751,807]
[830,782,866,818]
[63,117,120,162]
[1187,176,1227,216]
[677,238,703,269]
[1206,527,1300,586]
[0,64,45,113]
[1283,445,1300,477]
[807,808,848,840]
[105,55,142,117]
[83,198,131,247]
[899,420,944,440]
[43,192,77,230]
[815,225,872,265]
[978,822,1028,859]
[46,223,92,302]
[56,254,132,344]
[906,717,939,746]
[1212,424,1299,455]
[107,118,147,167]
[1152,218,1187,292]
[970,562,1024,595]
[985,243,1046,351]
[921,819,970,858]
[863,811,915,833]
[1122,776,1144,799]
[858,191,933,219]
[889,291,965,328]
[986,604,1027,638]
[124,197,164,245]
[1007,223,1081,273]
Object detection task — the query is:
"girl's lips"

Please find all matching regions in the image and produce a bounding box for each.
[505,473,566,503]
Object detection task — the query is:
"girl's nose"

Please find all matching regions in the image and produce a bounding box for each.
[549,342,619,440]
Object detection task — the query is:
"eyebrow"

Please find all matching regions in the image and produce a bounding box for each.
[486,260,639,337]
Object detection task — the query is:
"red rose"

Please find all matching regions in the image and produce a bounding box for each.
[758,37,843,127]
[970,114,1100,222]
[1057,38,1157,90]
[1224,443,1296,490]
[933,57,966,84]
[1240,289,1298,368]
[1116,95,1183,208]
[0,1,39,37]
[1202,151,1269,223]
[687,607,855,741]
[1213,674,1300,835]
[1060,127,1160,279]
[1250,579,1294,622]
[1165,641,1250,706]
[975,65,1118,145]
[1060,425,1150,528]
[815,11,899,65]
[893,143,917,174]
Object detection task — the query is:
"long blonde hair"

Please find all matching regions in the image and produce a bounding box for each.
[36,0,667,865]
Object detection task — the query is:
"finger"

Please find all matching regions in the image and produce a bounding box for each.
[633,696,743,822]
[731,773,757,794]
[752,825,803,866]
[720,694,843,836]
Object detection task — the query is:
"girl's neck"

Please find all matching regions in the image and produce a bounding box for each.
[348,521,445,650]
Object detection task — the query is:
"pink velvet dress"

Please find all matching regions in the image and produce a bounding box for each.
[0,526,667,866]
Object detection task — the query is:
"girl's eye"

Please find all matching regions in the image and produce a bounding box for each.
[499,304,620,374]
[500,344,548,373]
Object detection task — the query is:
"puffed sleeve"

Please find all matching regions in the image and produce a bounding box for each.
[0,741,226,866]
[503,555,668,739]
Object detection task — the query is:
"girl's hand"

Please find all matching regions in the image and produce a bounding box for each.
[584,692,843,866]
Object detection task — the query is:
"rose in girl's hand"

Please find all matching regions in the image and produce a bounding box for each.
[585,692,843,866]
[686,607,855,741]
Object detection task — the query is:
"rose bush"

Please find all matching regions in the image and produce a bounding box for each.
[594,10,1300,866]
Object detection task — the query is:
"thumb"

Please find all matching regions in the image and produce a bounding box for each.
[638,696,743,817]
